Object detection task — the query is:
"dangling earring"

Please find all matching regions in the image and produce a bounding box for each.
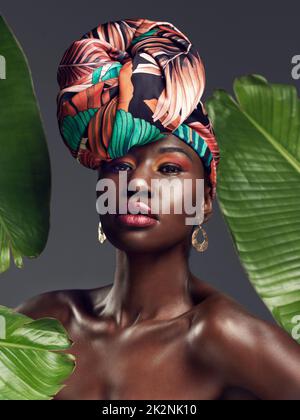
[98,221,106,244]
[192,224,208,252]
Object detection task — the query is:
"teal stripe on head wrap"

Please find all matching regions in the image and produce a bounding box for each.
[200,141,208,157]
[131,29,160,45]
[108,110,165,159]
[173,124,213,169]
[62,109,98,151]
[92,62,122,85]
[108,114,213,171]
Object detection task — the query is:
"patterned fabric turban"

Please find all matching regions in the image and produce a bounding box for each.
[56,18,220,200]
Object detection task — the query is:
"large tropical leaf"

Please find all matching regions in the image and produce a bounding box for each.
[0,305,75,400]
[206,75,300,343]
[0,15,51,273]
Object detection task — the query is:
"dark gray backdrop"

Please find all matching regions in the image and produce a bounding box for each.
[1,0,299,323]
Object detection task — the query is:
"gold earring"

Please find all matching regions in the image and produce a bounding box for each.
[98,221,107,244]
[192,224,208,252]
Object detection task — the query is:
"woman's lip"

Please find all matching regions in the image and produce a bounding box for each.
[117,214,158,227]
[126,202,159,220]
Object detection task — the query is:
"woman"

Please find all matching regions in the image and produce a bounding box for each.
[17,18,300,400]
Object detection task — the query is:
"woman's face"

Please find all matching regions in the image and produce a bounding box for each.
[97,133,213,253]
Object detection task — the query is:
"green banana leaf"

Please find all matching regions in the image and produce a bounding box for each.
[206,75,300,343]
[0,305,75,400]
[0,15,51,274]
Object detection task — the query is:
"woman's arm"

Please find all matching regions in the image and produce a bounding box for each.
[228,317,300,399]
[191,294,300,400]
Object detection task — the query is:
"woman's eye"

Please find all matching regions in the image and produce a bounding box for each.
[110,162,132,172]
[159,164,183,174]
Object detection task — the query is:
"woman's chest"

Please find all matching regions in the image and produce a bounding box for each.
[55,322,223,400]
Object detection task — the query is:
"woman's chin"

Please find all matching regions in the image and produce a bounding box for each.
[108,231,163,253]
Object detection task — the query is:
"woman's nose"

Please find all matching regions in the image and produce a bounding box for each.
[126,164,152,197]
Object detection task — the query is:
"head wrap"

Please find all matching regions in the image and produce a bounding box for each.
[56,18,220,199]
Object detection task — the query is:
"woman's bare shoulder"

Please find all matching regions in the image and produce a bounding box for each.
[14,290,74,326]
[14,285,112,325]
[191,274,257,318]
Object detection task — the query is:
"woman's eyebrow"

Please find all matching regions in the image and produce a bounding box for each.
[158,146,193,162]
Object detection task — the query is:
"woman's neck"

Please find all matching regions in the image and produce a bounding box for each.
[101,245,195,327]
